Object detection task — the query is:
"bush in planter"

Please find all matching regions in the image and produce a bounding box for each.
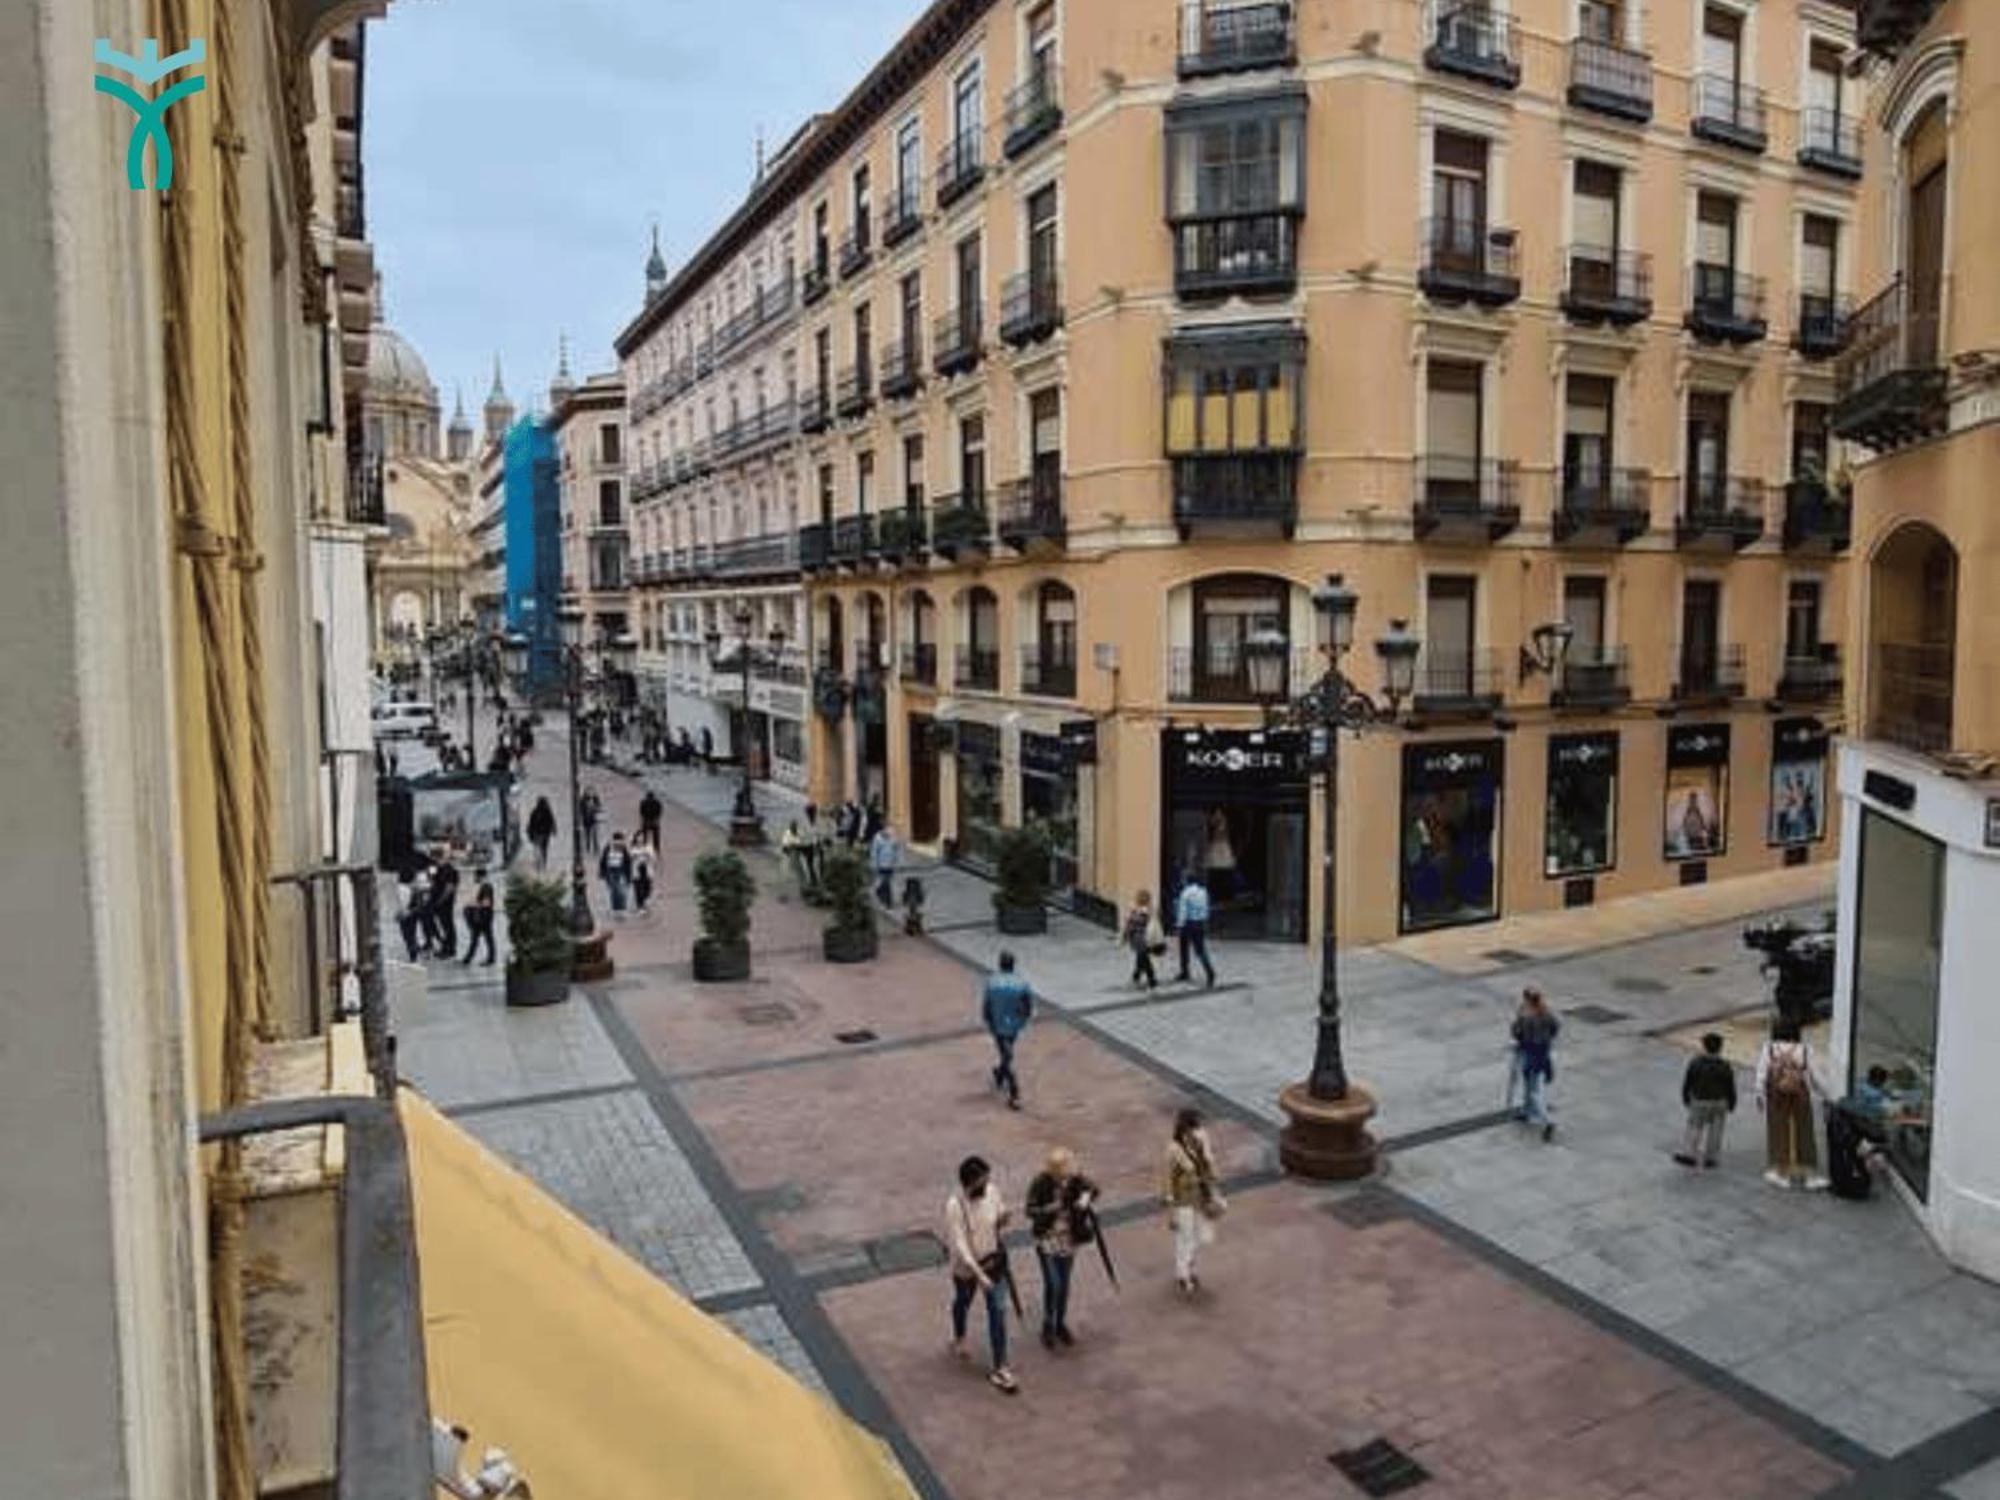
[503,873,572,1006]
[993,823,1052,935]
[820,845,878,963]
[692,849,756,982]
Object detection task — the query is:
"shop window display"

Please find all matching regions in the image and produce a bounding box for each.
[1160,728,1308,941]
[1768,718,1829,847]
[1400,740,1503,933]
[954,721,1003,871]
[1849,810,1941,1199]
[1663,723,1729,860]
[1545,732,1618,877]
[1020,732,1079,892]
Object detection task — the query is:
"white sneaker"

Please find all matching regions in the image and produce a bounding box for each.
[1763,1169,1790,1188]
[1804,1175,1830,1192]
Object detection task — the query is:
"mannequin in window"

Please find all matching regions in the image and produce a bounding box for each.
[1204,807,1239,900]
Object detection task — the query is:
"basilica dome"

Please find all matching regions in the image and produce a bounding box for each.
[367,323,435,402]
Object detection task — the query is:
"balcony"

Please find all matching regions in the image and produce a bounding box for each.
[999,269,1063,347]
[879,339,922,400]
[1567,36,1653,122]
[931,493,992,560]
[1019,645,1077,699]
[933,304,982,377]
[1173,211,1299,299]
[1552,645,1632,710]
[1418,218,1521,308]
[936,134,985,209]
[1169,644,1311,704]
[900,641,939,685]
[712,274,797,359]
[1561,247,1653,326]
[830,513,878,568]
[1794,292,1853,361]
[798,384,831,434]
[835,362,873,420]
[1858,0,1944,60]
[1413,456,1521,542]
[955,643,1001,691]
[1685,263,1767,344]
[1777,645,1844,704]
[1677,476,1765,551]
[1556,465,1651,546]
[1782,477,1852,553]
[1672,642,1747,704]
[877,504,929,563]
[802,259,831,306]
[346,451,385,525]
[1412,648,1505,718]
[1172,451,1299,538]
[1873,641,1953,752]
[711,534,798,578]
[1423,1,1521,89]
[1178,0,1296,76]
[1832,276,1947,452]
[997,475,1065,552]
[1690,74,1768,154]
[1799,108,1864,179]
[1003,69,1062,158]
[757,646,809,688]
[838,222,872,279]
[798,521,830,573]
[882,183,924,248]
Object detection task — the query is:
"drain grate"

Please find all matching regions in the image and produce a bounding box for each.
[865,1231,946,1274]
[1329,1438,1430,1495]
[1610,975,1668,995]
[1566,1003,1631,1025]
[1322,1193,1407,1231]
[834,1028,879,1045]
[1689,964,1718,976]
[739,1001,796,1026]
[1483,947,1533,964]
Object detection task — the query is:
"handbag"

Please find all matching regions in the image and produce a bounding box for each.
[1198,1181,1229,1220]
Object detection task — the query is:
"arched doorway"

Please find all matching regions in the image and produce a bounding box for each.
[1869,522,1957,752]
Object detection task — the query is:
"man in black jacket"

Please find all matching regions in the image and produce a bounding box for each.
[1675,1032,1738,1168]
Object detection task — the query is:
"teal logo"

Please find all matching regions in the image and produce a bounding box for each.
[95,39,207,191]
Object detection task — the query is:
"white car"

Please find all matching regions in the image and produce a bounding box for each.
[372,701,438,740]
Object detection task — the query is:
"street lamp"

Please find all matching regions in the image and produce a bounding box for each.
[1247,574,1420,1181]
[707,605,786,847]
[1519,619,1576,685]
[551,604,597,938]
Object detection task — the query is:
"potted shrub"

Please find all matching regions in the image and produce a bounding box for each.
[692,849,755,982]
[503,873,572,1007]
[820,845,879,963]
[994,823,1051,935]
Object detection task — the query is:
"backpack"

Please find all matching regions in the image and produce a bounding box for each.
[1769,1044,1810,1101]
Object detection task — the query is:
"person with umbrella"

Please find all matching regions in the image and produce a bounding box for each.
[1025,1146,1105,1350]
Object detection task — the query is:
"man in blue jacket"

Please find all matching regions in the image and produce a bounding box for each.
[981,951,1034,1110]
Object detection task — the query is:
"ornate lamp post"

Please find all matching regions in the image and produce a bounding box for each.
[706,605,787,847]
[1243,575,1420,1181]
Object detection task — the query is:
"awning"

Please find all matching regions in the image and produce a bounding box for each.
[399,1092,917,1500]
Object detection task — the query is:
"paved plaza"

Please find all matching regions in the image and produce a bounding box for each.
[384,711,2000,1499]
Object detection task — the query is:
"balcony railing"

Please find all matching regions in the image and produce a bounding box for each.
[835,361,873,420]
[1799,108,1864,178]
[1562,246,1652,325]
[1794,292,1853,360]
[711,273,797,359]
[1172,451,1299,537]
[713,398,797,459]
[346,450,385,525]
[931,493,991,558]
[1169,644,1311,704]
[955,643,1001,691]
[1419,217,1520,307]
[1873,641,1953,752]
[1691,73,1768,153]
[999,269,1063,346]
[1568,35,1653,122]
[1778,645,1844,703]
[839,222,872,279]
[1173,211,1299,298]
[711,533,798,578]
[879,339,922,400]
[1413,647,1505,716]
[1673,642,1747,703]
[1556,465,1651,545]
[1178,0,1296,76]
[1677,475,1765,550]
[1685,263,1768,343]
[1424,1,1521,88]
[896,641,937,686]
[1552,645,1632,709]
[830,512,878,566]
[798,383,831,434]
[997,475,1065,551]
[798,521,830,572]
[1833,276,1947,451]
[757,646,809,687]
[936,134,985,209]
[882,182,924,248]
[1782,476,1852,553]
[1003,68,1063,158]
[877,504,929,561]
[1019,644,1078,698]
[802,258,831,305]
[1413,455,1521,542]
[934,304,982,376]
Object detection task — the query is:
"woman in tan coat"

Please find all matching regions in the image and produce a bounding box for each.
[1162,1108,1223,1294]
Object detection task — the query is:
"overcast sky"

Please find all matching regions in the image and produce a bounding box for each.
[366,0,925,421]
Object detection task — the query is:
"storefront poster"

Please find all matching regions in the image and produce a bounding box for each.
[1664,723,1729,861]
[1545,732,1618,878]
[1401,739,1503,933]
[1768,718,1829,847]
[1161,728,1309,942]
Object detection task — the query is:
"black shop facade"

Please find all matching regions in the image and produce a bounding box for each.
[1161,727,1309,942]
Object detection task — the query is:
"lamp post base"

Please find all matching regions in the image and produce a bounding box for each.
[1277,1081,1380,1181]
[570,928,614,983]
[727,814,766,847]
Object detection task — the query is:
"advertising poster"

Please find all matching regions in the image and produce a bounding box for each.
[1401,740,1504,933]
[1664,723,1730,860]
[1769,718,1830,846]
[1546,732,1619,877]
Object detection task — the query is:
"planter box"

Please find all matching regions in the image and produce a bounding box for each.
[505,966,570,1008]
[823,926,879,964]
[692,938,751,983]
[996,903,1048,936]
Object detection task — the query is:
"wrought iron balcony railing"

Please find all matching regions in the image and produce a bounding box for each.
[955,643,1001,691]
[1556,465,1651,545]
[1794,292,1853,360]
[931,493,991,558]
[835,361,873,420]
[900,641,938,685]
[797,521,830,572]
[877,505,928,561]
[1003,68,1063,158]
[1419,217,1520,306]
[1171,451,1299,537]
[1413,455,1521,541]
[1673,641,1747,703]
[1413,647,1505,716]
[802,258,831,305]
[1777,645,1843,703]
[999,269,1062,346]
[1685,262,1768,343]
[1567,35,1653,122]
[933,304,982,376]
[1178,0,1296,76]
[996,475,1065,551]
[1173,210,1299,299]
[1424,0,1521,89]
[1562,246,1652,325]
[936,133,985,208]
[830,512,878,566]
[1690,73,1768,153]
[1168,644,1311,704]
[798,383,831,434]
[1872,641,1953,752]
[1552,645,1632,709]
[1782,476,1852,553]
[1799,107,1863,178]
[1832,276,1947,451]
[879,339,922,400]
[839,221,872,279]
[882,182,924,248]
[1019,644,1078,699]
[1677,475,1765,550]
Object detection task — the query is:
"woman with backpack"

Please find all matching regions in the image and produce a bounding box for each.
[1755,1019,1828,1190]
[1025,1147,1099,1350]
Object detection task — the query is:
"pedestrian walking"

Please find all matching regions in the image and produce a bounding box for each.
[639,788,663,845]
[699,725,714,773]
[1512,988,1561,1141]
[800,803,826,888]
[1755,1019,1828,1190]
[598,832,633,915]
[395,865,428,961]
[426,852,460,958]
[1674,1031,1738,1168]
[1163,1108,1223,1295]
[578,787,602,855]
[1025,1147,1100,1349]
[901,875,926,936]
[526,797,557,871]
[781,820,812,896]
[869,822,901,907]
[980,951,1033,1110]
[862,796,885,846]
[461,868,497,965]
[1174,876,1216,987]
[944,1155,1019,1395]
[631,830,657,913]
[1119,889,1165,991]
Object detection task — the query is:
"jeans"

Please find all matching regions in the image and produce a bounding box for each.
[583,820,600,854]
[991,1033,1020,1103]
[1684,1100,1728,1163]
[1036,1248,1074,1333]
[1522,1066,1551,1127]
[461,913,495,964]
[875,869,894,906]
[396,912,424,961]
[951,1274,1008,1368]
[1130,945,1159,989]
[429,903,457,958]
[634,871,653,910]
[1178,922,1215,985]
[606,874,629,913]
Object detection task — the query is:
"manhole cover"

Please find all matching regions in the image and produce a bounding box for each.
[1323,1193,1406,1231]
[1330,1438,1430,1495]
[1566,1003,1631,1025]
[739,1001,796,1026]
[834,1028,879,1045]
[1611,976,1668,995]
[1483,947,1533,964]
[865,1231,946,1274]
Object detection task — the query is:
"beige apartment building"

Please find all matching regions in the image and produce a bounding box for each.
[551,364,633,641]
[623,0,1864,943]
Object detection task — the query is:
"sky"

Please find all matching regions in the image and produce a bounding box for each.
[366,0,927,423]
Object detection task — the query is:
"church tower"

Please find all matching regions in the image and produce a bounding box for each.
[549,333,575,407]
[483,355,514,443]
[447,387,473,461]
[645,223,668,302]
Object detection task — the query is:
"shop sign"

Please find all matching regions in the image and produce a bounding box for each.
[1667,723,1731,767]
[1404,738,1503,791]
[1549,731,1619,775]
[1773,717,1830,763]
[1167,728,1306,788]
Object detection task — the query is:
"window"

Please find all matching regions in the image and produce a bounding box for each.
[1802,214,1839,300]
[1027,1,1057,82]
[598,423,621,465]
[900,271,923,351]
[1785,579,1822,662]
[903,433,925,510]
[953,62,982,143]
[1806,39,1844,124]
[955,233,982,316]
[1030,388,1061,503]
[856,451,874,515]
[817,462,834,526]
[1563,374,1615,501]
[598,480,621,527]
[1696,191,1738,276]
[1849,811,1941,1198]
[1165,357,1299,453]
[1791,401,1831,482]
[1701,5,1742,84]
[1681,578,1722,681]
[1027,183,1059,291]
[1564,575,1608,658]
[1425,360,1483,502]
[1905,107,1948,363]
[1193,575,1287,700]
[853,303,871,378]
[1166,100,1305,221]
[896,119,921,207]
[1578,0,1622,42]
[852,163,871,245]
[814,328,831,391]
[1570,161,1623,301]
[1686,390,1731,508]
[959,413,987,501]
[1034,582,1077,696]
[1424,575,1479,695]
[1432,131,1490,262]
[812,202,830,271]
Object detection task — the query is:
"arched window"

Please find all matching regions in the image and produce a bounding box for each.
[957,587,999,690]
[903,590,937,684]
[1187,573,1290,702]
[1869,522,1957,752]
[1024,581,1077,697]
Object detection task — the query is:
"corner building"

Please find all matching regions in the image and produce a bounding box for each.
[625,0,1865,942]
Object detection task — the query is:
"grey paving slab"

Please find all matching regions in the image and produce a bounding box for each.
[717,1303,829,1397]
[392,971,634,1111]
[461,1088,761,1301]
[1949,1455,2000,1500]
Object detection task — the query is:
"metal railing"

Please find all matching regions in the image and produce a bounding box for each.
[1420,216,1520,301]
[999,268,1063,344]
[1003,68,1063,156]
[955,643,1001,690]
[1777,645,1844,701]
[797,521,830,571]
[1783,476,1852,550]
[710,533,798,577]
[1836,275,1943,405]
[1019,644,1078,698]
[877,504,928,557]
[1553,645,1632,707]
[1795,291,1853,357]
[900,641,938,684]
[931,493,991,553]
[1415,454,1519,516]
[1424,0,1521,86]
[1568,34,1653,119]
[933,304,982,374]
[1178,0,1295,74]
[1800,107,1863,171]
[838,221,872,278]
[883,181,924,246]
[1168,644,1311,703]
[1413,647,1504,709]
[997,475,1065,548]
[1691,73,1768,147]
[1873,642,1954,752]
[1173,211,1298,296]
[1560,464,1650,526]
[802,258,831,305]
[879,339,922,398]
[1562,246,1652,321]
[830,512,877,564]
[346,450,385,525]
[1683,473,1766,524]
[835,361,873,419]
[1687,262,1767,335]
[798,384,831,433]
[936,133,985,207]
[1172,451,1300,527]
[1673,641,1747,700]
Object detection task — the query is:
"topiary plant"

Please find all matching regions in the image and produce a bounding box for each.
[504,873,571,973]
[692,850,756,947]
[994,822,1052,911]
[819,845,878,962]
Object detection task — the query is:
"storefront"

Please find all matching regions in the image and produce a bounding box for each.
[1848,807,1941,1199]
[1769,717,1830,851]
[1545,731,1619,882]
[1400,739,1504,933]
[1664,723,1730,865]
[1160,727,1308,942]
[1020,731,1079,894]
[953,721,1004,871]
